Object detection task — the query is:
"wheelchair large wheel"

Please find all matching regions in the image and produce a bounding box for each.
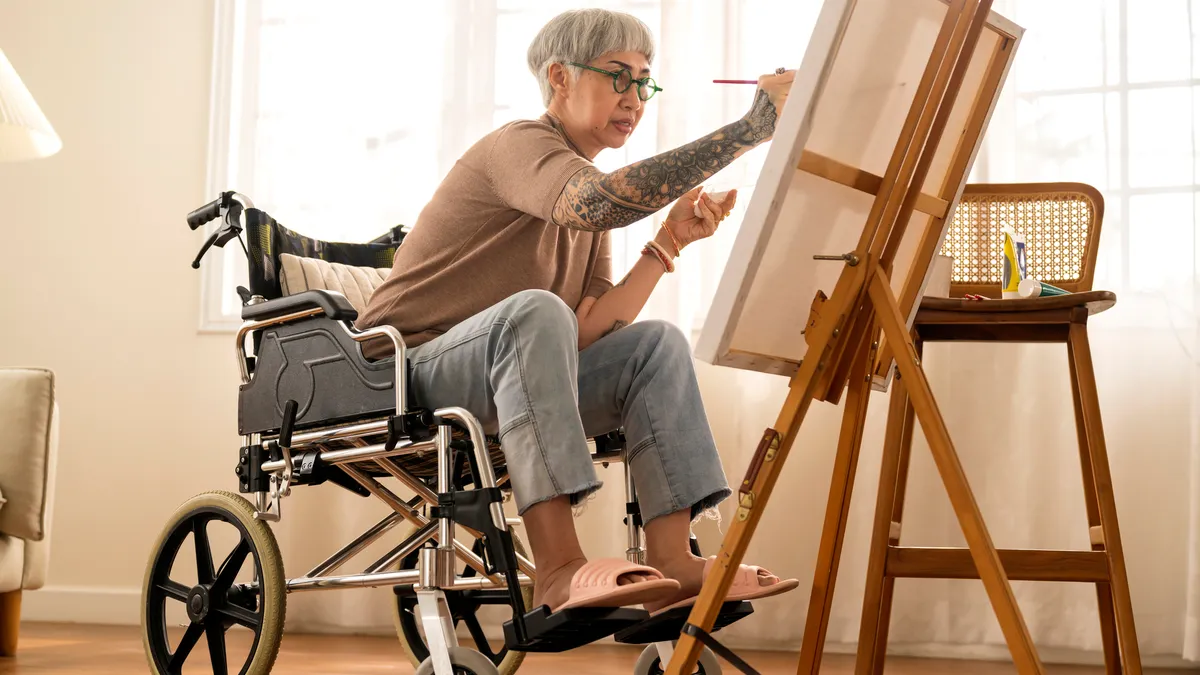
[634,644,722,675]
[141,490,286,675]
[393,532,532,674]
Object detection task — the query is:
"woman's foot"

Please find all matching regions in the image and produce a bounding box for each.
[643,553,798,614]
[531,556,666,611]
[644,553,708,612]
[531,556,587,611]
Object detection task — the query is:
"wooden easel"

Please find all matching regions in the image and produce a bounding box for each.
[667,1,1052,673]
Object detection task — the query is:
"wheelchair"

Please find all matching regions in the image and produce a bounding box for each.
[140,191,752,675]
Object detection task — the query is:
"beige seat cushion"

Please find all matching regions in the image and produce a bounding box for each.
[278,254,391,312]
[0,368,56,542]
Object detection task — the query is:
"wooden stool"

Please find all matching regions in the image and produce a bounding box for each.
[854,183,1141,673]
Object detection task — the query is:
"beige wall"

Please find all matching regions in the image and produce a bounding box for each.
[0,0,237,623]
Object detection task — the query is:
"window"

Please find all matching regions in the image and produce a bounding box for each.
[976,0,1200,325]
[199,0,664,330]
[199,0,820,333]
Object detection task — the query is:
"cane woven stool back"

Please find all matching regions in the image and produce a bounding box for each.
[940,182,1104,298]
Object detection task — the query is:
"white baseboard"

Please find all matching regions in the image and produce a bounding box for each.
[21,585,142,625]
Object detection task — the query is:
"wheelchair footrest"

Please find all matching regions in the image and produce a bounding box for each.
[613,600,753,645]
[502,605,648,652]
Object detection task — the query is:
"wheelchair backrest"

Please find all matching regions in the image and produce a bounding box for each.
[243,208,408,301]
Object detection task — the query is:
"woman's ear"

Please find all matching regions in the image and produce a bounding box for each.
[548,62,570,99]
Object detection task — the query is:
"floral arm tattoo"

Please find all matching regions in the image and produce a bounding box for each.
[551,90,778,232]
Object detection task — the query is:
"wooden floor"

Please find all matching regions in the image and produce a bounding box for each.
[0,622,1193,674]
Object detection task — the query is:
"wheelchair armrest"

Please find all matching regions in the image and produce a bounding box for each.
[241,289,358,322]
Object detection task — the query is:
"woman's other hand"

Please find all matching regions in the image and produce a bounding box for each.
[660,186,738,252]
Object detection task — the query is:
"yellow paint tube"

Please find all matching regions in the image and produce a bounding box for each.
[1000,225,1027,299]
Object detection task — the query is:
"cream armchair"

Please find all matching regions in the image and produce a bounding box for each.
[0,368,58,657]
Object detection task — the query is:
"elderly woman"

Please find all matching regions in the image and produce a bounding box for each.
[358,8,797,616]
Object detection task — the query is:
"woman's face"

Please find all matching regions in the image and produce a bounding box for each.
[551,51,650,158]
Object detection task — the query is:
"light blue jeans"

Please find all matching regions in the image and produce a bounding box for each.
[404,289,730,524]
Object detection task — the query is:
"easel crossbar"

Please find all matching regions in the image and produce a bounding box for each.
[796,150,950,219]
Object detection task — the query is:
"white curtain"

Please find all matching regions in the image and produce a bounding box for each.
[669,0,1200,667]
[223,0,1200,666]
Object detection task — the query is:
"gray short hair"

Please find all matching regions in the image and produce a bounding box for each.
[527,9,656,106]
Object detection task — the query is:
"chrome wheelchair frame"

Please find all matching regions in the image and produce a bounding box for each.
[140,192,743,675]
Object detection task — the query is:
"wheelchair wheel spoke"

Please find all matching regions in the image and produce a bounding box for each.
[193,519,215,585]
[212,539,251,594]
[169,621,205,671]
[216,602,261,629]
[462,613,496,660]
[156,579,191,603]
[206,621,229,674]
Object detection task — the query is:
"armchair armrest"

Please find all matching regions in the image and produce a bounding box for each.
[0,368,57,542]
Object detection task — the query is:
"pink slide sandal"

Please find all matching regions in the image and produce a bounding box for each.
[644,557,799,615]
[554,558,681,611]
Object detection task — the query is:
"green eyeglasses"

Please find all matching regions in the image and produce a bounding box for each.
[568,62,662,101]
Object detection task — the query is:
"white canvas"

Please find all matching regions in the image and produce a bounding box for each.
[695,0,1023,384]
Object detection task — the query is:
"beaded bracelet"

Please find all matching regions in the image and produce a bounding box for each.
[643,239,675,273]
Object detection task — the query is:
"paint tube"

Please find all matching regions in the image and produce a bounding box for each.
[1000,225,1027,299]
[1018,278,1069,298]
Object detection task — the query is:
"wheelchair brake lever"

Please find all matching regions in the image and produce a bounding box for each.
[191,229,220,269]
[275,400,298,498]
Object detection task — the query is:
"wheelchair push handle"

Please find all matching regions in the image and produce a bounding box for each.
[187,191,254,269]
[187,197,224,230]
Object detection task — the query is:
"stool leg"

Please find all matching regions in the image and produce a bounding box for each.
[1068,323,1141,673]
[1067,332,1121,674]
[796,341,876,674]
[855,366,915,675]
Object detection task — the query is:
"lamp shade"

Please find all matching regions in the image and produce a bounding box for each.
[0,47,60,161]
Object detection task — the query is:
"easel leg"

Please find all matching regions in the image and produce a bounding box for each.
[869,339,919,675]
[665,384,819,675]
[868,269,1044,674]
[1067,330,1121,674]
[1068,323,1141,674]
[854,350,916,674]
[795,338,877,674]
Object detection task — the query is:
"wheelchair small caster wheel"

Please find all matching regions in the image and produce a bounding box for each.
[140,490,286,675]
[394,532,532,674]
[416,645,502,675]
[634,643,722,675]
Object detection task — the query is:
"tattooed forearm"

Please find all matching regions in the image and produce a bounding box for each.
[552,90,778,232]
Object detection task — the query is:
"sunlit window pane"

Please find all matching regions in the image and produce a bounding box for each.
[1011,92,1117,188]
[1128,193,1196,290]
[1127,0,1195,84]
[1128,86,1195,188]
[252,2,452,242]
[1006,0,1110,92]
